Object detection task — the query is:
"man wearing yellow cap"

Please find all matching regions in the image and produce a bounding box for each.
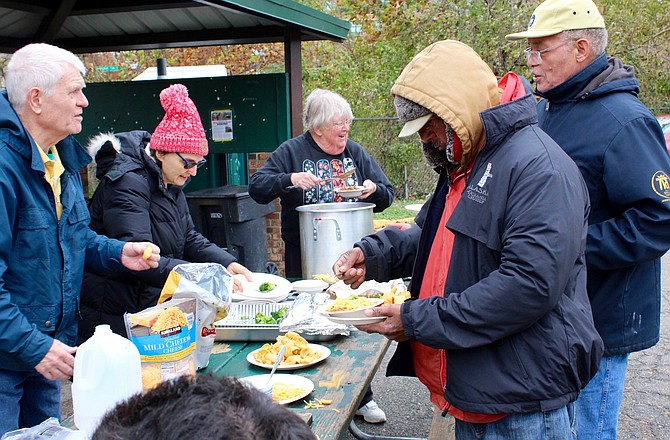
[506,1,670,438]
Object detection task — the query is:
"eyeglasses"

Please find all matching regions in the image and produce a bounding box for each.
[523,41,568,65]
[175,152,207,170]
[331,119,353,128]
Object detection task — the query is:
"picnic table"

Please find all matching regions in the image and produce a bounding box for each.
[206,329,391,440]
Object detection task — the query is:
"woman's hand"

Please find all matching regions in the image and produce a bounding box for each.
[227,262,253,292]
[358,179,377,199]
[290,172,321,190]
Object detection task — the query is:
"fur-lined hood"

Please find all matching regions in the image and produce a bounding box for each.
[86,130,154,180]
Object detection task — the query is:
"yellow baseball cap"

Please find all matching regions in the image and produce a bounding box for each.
[505,0,605,40]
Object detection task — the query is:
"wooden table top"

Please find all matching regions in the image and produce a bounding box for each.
[63,330,390,439]
[206,330,390,440]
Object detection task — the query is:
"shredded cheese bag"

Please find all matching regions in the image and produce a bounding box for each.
[124,298,197,392]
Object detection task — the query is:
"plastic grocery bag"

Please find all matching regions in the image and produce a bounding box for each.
[157,263,233,369]
[1,418,86,440]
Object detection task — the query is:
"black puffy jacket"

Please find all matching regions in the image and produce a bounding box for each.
[78,131,236,342]
[357,93,604,415]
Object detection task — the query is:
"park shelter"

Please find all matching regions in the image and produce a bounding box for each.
[0,0,350,274]
[0,0,350,140]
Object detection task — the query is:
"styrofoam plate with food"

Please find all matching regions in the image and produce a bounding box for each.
[247,343,331,371]
[335,186,365,198]
[322,297,384,318]
[232,273,292,302]
[240,374,314,404]
[323,315,386,326]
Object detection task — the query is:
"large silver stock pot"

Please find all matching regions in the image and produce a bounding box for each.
[296,202,375,279]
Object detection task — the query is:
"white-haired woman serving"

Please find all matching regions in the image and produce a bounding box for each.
[249,88,394,279]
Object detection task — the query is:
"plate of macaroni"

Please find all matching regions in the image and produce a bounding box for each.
[322,296,384,318]
[247,331,331,371]
[240,374,314,405]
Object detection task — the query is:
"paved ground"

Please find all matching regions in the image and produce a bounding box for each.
[61,253,670,439]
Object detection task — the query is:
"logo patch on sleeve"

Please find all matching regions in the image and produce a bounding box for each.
[652,171,670,202]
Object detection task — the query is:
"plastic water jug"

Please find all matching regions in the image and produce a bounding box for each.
[72,325,143,435]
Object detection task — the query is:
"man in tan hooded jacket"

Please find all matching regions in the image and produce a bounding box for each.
[334,40,603,439]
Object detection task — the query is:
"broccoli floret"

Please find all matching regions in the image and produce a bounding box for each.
[254,312,276,324]
[254,307,289,325]
[270,307,289,322]
[258,281,276,292]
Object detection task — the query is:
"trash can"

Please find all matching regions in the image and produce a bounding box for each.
[186,185,275,273]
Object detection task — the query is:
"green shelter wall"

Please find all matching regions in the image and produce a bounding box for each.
[77,73,291,190]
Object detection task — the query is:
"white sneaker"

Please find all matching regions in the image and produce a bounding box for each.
[355,400,387,423]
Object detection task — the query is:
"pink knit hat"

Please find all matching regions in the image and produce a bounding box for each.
[150,84,209,155]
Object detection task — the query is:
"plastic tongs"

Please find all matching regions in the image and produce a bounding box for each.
[286,167,356,190]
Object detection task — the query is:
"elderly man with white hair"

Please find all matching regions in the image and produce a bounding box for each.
[0,43,158,434]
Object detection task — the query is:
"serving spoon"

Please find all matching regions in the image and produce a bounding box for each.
[261,345,287,394]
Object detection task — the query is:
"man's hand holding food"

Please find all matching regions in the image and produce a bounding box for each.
[332,247,367,288]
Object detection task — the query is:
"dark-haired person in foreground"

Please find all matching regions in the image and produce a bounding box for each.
[92,373,316,440]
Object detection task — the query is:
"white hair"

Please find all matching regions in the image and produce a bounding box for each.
[5,43,86,111]
[562,28,608,59]
[303,89,354,131]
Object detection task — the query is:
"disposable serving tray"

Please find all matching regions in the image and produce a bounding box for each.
[214,302,336,342]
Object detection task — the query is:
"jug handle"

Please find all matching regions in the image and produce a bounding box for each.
[74,342,107,389]
[312,217,342,241]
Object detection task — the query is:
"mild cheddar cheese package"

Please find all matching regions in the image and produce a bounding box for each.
[124,297,197,392]
[157,263,232,370]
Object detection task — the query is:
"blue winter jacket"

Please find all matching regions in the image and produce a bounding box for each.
[0,91,126,372]
[536,54,670,356]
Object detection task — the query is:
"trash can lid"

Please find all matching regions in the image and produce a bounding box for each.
[185,185,250,199]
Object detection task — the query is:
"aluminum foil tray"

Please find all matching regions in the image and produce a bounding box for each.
[214,302,336,342]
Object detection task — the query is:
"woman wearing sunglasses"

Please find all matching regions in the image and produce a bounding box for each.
[77,84,253,344]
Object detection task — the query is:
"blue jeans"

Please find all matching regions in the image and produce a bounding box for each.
[575,354,629,440]
[0,368,61,435]
[454,403,576,440]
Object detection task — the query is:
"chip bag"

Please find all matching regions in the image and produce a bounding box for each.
[124,297,197,392]
[157,263,233,369]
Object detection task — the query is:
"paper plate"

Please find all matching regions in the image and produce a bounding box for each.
[292,279,328,293]
[323,298,384,318]
[335,186,364,198]
[240,374,314,405]
[231,273,293,302]
[405,203,424,214]
[247,343,331,371]
[323,315,386,326]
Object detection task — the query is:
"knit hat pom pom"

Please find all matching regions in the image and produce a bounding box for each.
[160,84,192,116]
